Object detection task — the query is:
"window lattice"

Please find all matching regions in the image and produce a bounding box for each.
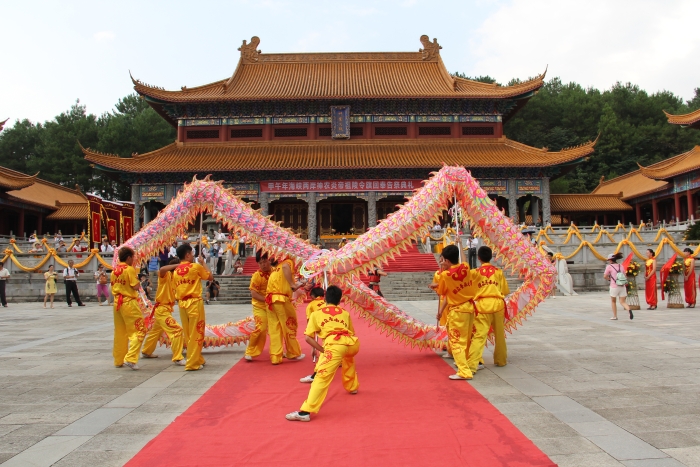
[375,126,407,136]
[462,126,495,136]
[186,130,219,139]
[350,127,364,136]
[319,127,332,137]
[231,128,263,138]
[274,128,307,137]
[419,126,451,136]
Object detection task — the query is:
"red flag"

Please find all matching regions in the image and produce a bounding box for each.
[660,253,678,300]
[107,219,117,243]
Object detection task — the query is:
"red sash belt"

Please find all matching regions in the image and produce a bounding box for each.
[179,294,201,302]
[265,293,291,310]
[326,329,352,340]
[114,294,135,312]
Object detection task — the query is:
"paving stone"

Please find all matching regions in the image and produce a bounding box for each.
[1,435,91,467]
[533,435,602,456]
[549,451,625,466]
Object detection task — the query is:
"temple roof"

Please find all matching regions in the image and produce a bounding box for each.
[6,176,86,210]
[664,108,700,129]
[83,137,595,173]
[591,170,668,200]
[638,146,700,180]
[550,194,632,212]
[45,202,89,220]
[132,36,545,103]
[0,166,39,191]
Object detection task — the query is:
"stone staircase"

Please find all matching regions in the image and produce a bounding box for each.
[210,275,254,304]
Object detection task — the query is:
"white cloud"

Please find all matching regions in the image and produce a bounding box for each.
[93,31,115,42]
[466,0,700,99]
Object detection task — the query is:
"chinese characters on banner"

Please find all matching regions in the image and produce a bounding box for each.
[331,105,350,139]
[123,217,133,241]
[261,179,423,193]
[107,219,118,243]
[91,212,101,244]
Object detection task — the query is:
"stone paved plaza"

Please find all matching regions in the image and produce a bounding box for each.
[0,293,698,466]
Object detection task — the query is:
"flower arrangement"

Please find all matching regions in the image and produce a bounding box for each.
[626,261,640,276]
[669,261,683,275]
[663,278,678,294]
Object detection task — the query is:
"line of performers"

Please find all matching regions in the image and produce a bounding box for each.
[638,248,697,310]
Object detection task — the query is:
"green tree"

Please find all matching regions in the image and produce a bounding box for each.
[0,119,42,174]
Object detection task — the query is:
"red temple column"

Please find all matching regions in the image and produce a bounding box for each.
[635,203,641,224]
[687,190,694,220]
[621,212,625,224]
[177,125,185,142]
[603,214,609,225]
[674,192,681,222]
[652,198,659,224]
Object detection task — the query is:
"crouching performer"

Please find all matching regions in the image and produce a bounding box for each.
[286,285,359,422]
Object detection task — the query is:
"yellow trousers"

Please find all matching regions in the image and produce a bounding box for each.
[244,305,268,357]
[267,301,302,364]
[180,298,206,370]
[300,341,360,413]
[440,303,452,354]
[141,305,184,362]
[446,308,474,379]
[468,311,507,371]
[113,300,146,366]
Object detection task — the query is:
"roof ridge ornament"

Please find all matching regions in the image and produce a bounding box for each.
[419,35,441,61]
[239,36,261,64]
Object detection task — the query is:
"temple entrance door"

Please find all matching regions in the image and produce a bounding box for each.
[270,199,308,238]
[317,197,367,237]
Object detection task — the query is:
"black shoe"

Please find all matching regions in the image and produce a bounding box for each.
[629,310,634,320]
[78,303,85,307]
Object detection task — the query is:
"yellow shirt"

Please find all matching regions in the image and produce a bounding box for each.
[436,263,477,312]
[155,271,176,305]
[266,258,294,303]
[173,261,209,300]
[249,270,270,308]
[304,304,358,346]
[110,263,139,298]
[473,262,510,314]
[305,297,325,319]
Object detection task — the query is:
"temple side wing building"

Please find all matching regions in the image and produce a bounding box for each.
[84,36,596,241]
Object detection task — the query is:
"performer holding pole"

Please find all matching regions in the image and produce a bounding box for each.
[173,243,213,371]
[141,258,185,365]
[265,257,305,364]
[286,285,360,422]
[244,251,272,361]
[111,247,146,370]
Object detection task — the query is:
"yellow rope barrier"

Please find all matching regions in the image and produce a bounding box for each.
[613,223,627,233]
[0,248,114,273]
[590,223,601,233]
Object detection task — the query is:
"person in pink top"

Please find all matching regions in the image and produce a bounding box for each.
[603,253,633,320]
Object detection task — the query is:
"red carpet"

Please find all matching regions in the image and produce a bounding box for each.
[240,255,258,275]
[382,244,438,272]
[126,305,554,467]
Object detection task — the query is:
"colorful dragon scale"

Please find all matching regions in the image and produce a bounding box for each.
[118,167,555,349]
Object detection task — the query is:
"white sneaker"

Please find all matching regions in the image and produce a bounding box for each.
[442,353,454,359]
[350,390,358,394]
[300,374,314,383]
[478,363,485,370]
[103,300,109,305]
[244,355,253,361]
[449,374,471,380]
[141,353,159,358]
[123,362,139,370]
[285,411,310,422]
[290,354,305,361]
[174,359,186,366]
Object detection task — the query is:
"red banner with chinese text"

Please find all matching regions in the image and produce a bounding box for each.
[261,179,423,193]
[91,212,101,244]
[107,219,117,243]
[123,216,133,241]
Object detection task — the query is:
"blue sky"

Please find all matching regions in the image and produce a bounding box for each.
[2,0,699,126]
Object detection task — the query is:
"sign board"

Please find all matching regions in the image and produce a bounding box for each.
[331,106,350,139]
[516,180,542,195]
[224,183,259,196]
[480,179,509,194]
[140,185,166,201]
[261,179,423,193]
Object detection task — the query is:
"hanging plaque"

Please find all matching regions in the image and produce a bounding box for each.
[330,105,350,139]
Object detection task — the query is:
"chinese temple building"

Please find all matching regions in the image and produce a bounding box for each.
[592,109,700,225]
[83,36,596,241]
[0,165,89,236]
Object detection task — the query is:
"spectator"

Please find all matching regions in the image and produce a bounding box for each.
[28,243,44,254]
[94,264,110,306]
[158,248,169,269]
[168,241,178,258]
[215,228,227,241]
[0,261,9,307]
[110,240,117,251]
[209,241,220,272]
[233,258,243,274]
[432,222,442,231]
[62,260,84,307]
[44,264,57,308]
[139,273,152,300]
[57,240,67,253]
[29,233,38,243]
[54,231,63,247]
[239,235,247,258]
[100,239,114,254]
[466,235,479,269]
[206,279,220,304]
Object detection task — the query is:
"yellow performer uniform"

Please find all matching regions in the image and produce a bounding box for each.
[306,296,325,320]
[244,270,270,358]
[142,271,184,362]
[433,270,452,355]
[300,305,360,413]
[173,261,210,370]
[436,263,477,379]
[265,258,303,364]
[467,263,510,372]
[111,262,146,366]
